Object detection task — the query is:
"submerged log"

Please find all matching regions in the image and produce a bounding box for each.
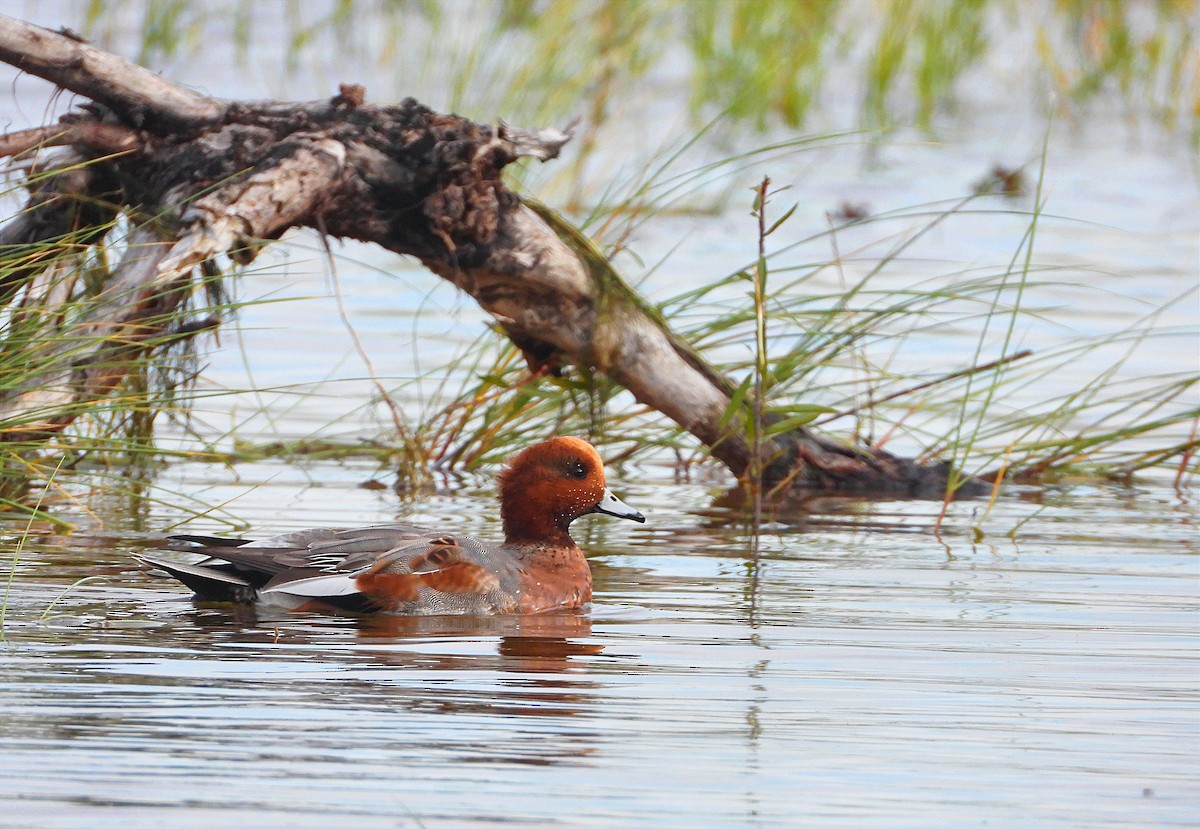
[0,16,977,497]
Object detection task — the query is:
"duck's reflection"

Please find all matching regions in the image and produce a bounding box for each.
[348,613,605,741]
[176,604,608,765]
[185,602,606,682]
[357,610,605,671]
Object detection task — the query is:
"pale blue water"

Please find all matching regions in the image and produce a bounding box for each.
[1,474,1197,827]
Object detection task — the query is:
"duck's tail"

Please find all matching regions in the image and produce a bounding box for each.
[132,553,258,603]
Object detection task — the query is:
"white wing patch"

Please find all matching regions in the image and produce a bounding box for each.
[260,573,362,597]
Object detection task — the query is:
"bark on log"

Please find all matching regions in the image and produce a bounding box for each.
[0,16,977,496]
[0,19,222,129]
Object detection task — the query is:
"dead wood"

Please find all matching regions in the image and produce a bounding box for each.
[0,15,979,497]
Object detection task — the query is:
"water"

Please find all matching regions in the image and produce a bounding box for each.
[1,476,1197,827]
[2,4,1199,827]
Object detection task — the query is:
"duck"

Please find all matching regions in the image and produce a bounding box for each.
[134,436,644,615]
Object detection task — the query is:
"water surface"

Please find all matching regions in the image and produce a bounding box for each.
[2,469,1197,827]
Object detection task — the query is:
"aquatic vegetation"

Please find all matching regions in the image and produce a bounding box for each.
[77,0,1198,141]
[390,175,1197,488]
[0,2,1196,526]
[2,124,1195,527]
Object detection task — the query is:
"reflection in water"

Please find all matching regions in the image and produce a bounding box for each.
[355,607,595,645]
[178,603,609,730]
[709,483,970,533]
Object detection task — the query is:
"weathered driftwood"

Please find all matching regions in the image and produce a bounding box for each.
[0,16,973,496]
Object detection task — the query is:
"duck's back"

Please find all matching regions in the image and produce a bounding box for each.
[145,523,527,614]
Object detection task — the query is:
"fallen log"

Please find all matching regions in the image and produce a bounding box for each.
[0,16,979,496]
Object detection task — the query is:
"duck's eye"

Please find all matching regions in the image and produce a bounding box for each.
[569,460,589,479]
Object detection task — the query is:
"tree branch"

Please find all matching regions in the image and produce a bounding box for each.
[0,122,141,158]
[0,15,224,129]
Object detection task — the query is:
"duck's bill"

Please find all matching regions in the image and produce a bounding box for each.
[590,488,645,523]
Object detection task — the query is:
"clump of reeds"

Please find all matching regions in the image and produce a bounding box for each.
[0,162,243,522]
[76,1,1199,174]
[82,2,1190,133]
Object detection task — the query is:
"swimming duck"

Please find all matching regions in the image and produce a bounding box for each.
[135,437,644,615]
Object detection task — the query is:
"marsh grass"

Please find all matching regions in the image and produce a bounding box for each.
[1,1,1196,532]
[76,1,1200,181]
[315,174,1196,497]
[0,163,264,523]
[2,152,1194,535]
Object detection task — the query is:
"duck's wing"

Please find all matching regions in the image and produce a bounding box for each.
[137,525,420,605]
[257,527,521,614]
[146,524,519,614]
[155,527,354,581]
